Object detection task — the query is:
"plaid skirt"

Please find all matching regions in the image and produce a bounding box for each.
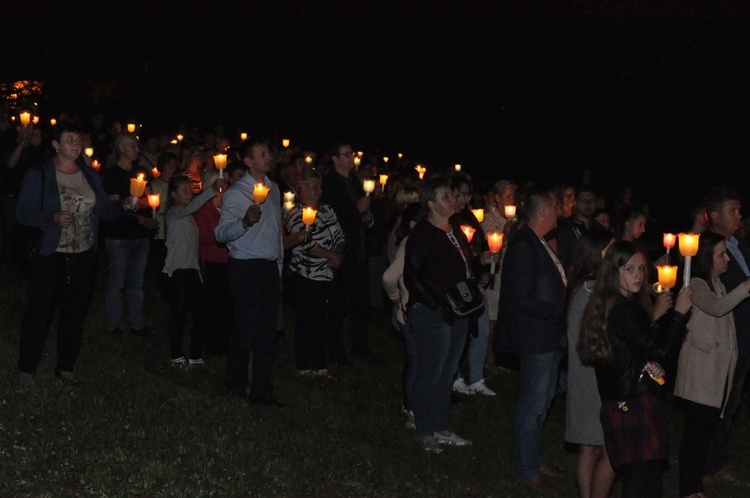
[600,392,668,470]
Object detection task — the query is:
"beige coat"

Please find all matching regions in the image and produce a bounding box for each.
[674,277,749,416]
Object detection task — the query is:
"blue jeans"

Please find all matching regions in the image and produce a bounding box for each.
[105,237,150,331]
[466,296,490,384]
[409,304,468,436]
[513,351,561,478]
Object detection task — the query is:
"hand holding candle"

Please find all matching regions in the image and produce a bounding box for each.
[487,231,504,276]
[654,265,678,294]
[253,183,270,204]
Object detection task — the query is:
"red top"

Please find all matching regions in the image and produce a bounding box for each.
[195,200,229,264]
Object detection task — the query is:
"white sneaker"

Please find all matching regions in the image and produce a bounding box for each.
[171,357,186,368]
[434,432,472,446]
[466,379,497,396]
[405,410,415,430]
[452,377,472,394]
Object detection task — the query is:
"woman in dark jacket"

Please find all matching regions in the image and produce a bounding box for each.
[579,240,692,497]
[15,121,126,385]
[404,176,486,452]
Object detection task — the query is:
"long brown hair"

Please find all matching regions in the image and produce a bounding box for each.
[578,240,650,365]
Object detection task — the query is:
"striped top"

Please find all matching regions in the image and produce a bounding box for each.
[285,203,345,281]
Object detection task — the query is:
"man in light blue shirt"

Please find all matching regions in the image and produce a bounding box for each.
[215,137,283,406]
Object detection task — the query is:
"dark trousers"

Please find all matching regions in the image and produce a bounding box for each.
[290,271,333,371]
[18,249,95,374]
[706,352,750,474]
[196,260,232,358]
[168,269,203,360]
[679,399,721,496]
[328,260,370,361]
[225,258,280,401]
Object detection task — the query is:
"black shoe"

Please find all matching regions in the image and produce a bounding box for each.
[132,326,153,338]
[109,327,124,335]
[55,370,83,387]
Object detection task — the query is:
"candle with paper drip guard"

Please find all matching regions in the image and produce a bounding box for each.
[91,159,101,171]
[129,174,147,210]
[127,123,136,133]
[383,156,389,164]
[50,118,57,126]
[379,174,388,192]
[663,233,676,256]
[504,204,517,221]
[253,183,271,204]
[240,132,248,141]
[283,191,295,203]
[678,233,700,288]
[283,201,295,213]
[363,179,376,197]
[84,147,94,158]
[460,225,476,244]
[353,157,361,167]
[19,112,31,126]
[147,194,160,218]
[486,231,504,276]
[472,209,484,223]
[305,155,313,165]
[654,265,678,294]
[454,164,461,172]
[151,167,160,179]
[301,206,318,232]
[32,116,39,125]
[176,134,183,142]
[282,138,290,148]
[213,153,227,178]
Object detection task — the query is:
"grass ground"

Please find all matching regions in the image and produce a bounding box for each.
[2,260,750,497]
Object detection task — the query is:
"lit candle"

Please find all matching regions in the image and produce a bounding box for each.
[455,164,462,172]
[415,165,426,180]
[487,231,504,275]
[176,134,183,142]
[383,156,389,163]
[32,115,39,125]
[240,132,248,141]
[284,200,295,213]
[151,166,160,179]
[656,265,678,290]
[460,225,476,244]
[301,206,318,230]
[282,138,290,148]
[84,147,94,158]
[663,233,676,255]
[284,191,295,203]
[472,208,484,223]
[91,159,101,171]
[353,157,361,167]
[357,151,364,158]
[363,179,376,197]
[170,139,178,145]
[50,118,57,126]
[253,183,270,204]
[129,173,147,209]
[305,155,313,165]
[678,232,700,287]
[379,174,389,192]
[504,205,517,220]
[213,153,227,178]
[19,112,31,126]
[147,194,160,218]
[397,153,403,160]
[127,123,136,133]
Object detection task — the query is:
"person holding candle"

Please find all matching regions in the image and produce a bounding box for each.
[284,168,345,377]
[101,132,158,338]
[163,170,223,367]
[701,186,750,487]
[480,178,517,374]
[578,240,692,498]
[215,137,284,406]
[15,121,126,385]
[149,152,179,294]
[449,175,498,396]
[557,185,603,273]
[321,140,380,365]
[404,176,476,452]
[674,231,750,497]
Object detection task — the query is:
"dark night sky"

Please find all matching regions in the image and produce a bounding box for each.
[5,1,750,227]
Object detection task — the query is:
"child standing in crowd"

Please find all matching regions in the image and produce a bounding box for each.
[163,170,222,367]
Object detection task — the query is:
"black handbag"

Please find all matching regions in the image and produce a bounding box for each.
[445,278,484,317]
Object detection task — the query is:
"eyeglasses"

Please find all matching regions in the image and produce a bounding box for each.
[336,150,354,158]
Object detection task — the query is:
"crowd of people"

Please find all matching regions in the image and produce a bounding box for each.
[4,110,750,497]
